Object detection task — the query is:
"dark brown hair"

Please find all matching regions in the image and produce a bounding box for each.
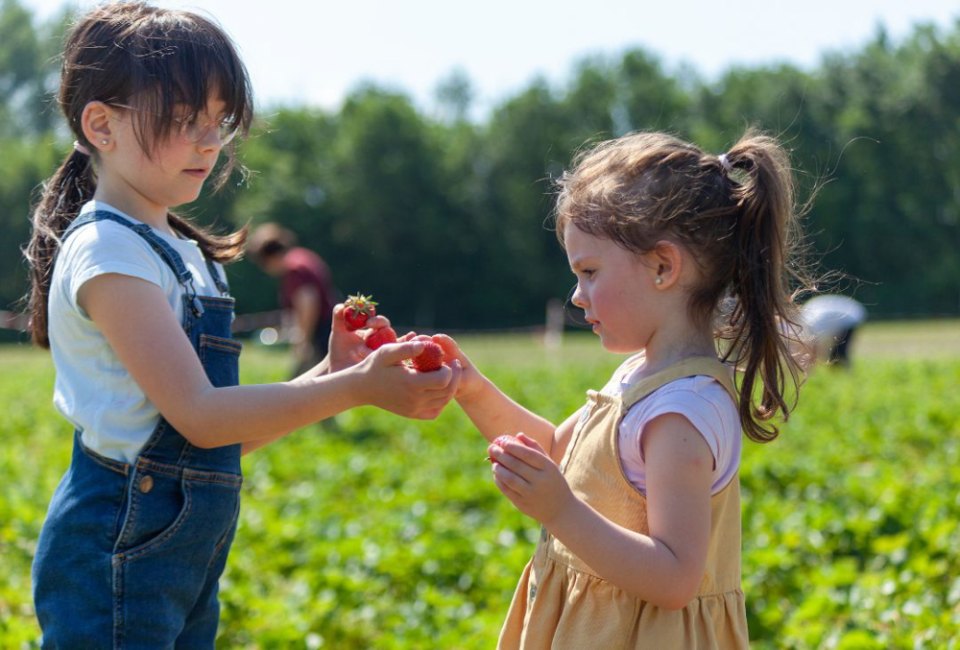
[555,130,813,442]
[23,1,254,347]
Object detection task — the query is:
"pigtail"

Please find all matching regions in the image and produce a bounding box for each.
[721,131,807,442]
[23,149,97,348]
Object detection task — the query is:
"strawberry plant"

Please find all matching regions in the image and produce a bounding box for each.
[2,322,959,648]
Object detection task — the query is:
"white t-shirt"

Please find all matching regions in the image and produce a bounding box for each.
[606,358,741,496]
[48,201,228,463]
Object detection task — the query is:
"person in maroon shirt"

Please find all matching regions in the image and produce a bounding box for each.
[248,223,340,376]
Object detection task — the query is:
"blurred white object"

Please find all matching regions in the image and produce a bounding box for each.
[800,295,866,366]
[257,327,280,346]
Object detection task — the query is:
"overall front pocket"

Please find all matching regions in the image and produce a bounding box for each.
[198,333,242,387]
[113,463,242,562]
[110,465,242,645]
[113,465,190,559]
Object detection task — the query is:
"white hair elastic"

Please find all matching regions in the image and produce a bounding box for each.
[73,140,92,156]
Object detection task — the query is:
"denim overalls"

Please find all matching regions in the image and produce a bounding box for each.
[33,211,243,648]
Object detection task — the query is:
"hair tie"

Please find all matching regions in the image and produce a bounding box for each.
[73,140,92,156]
[718,153,733,173]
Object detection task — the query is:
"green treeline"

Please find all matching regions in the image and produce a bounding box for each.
[2,0,959,330]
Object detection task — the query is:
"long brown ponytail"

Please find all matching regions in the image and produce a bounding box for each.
[719,132,810,441]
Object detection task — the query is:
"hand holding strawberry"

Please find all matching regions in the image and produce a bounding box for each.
[329,293,389,372]
[352,340,462,420]
[409,335,446,372]
[487,434,516,462]
[488,433,573,526]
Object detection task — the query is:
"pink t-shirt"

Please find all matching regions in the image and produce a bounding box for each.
[608,362,741,496]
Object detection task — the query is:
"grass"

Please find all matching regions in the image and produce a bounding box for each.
[1,321,959,648]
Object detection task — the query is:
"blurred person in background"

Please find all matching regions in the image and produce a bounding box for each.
[800,294,867,367]
[248,222,341,376]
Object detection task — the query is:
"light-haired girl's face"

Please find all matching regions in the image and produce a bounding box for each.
[564,223,661,354]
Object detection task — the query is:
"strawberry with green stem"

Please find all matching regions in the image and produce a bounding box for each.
[343,294,377,331]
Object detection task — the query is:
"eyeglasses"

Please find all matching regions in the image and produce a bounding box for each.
[109,103,239,146]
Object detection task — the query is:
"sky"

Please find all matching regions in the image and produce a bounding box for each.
[20,0,960,118]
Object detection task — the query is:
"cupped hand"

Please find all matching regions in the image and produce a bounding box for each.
[355,340,462,419]
[488,433,574,525]
[328,303,395,373]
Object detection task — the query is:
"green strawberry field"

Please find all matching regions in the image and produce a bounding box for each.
[2,321,959,648]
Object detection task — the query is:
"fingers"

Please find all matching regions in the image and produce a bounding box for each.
[491,460,531,497]
[489,434,550,471]
[388,359,462,419]
[447,358,463,394]
[416,359,462,417]
[432,333,461,361]
[492,465,526,500]
[371,340,426,365]
[515,432,547,454]
[364,314,392,330]
[331,303,347,329]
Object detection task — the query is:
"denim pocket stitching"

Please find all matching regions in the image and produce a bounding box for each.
[207,493,241,572]
[199,333,242,355]
[113,474,192,563]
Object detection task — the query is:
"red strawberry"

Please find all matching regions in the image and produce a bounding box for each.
[343,294,377,331]
[365,326,397,350]
[411,340,445,372]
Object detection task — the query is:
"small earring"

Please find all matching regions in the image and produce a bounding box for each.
[655,276,663,286]
[100,139,108,145]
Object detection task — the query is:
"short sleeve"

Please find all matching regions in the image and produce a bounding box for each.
[59,221,166,315]
[619,376,741,494]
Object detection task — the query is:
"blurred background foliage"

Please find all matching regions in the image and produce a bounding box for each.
[1,0,959,330]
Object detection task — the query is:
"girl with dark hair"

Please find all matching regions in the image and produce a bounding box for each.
[25,3,459,646]
[438,130,814,648]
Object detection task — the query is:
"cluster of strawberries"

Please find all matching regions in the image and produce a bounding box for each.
[347,294,523,462]
[342,294,445,373]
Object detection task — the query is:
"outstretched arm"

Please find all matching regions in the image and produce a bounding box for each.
[80,274,461,452]
[489,412,713,609]
[433,333,570,458]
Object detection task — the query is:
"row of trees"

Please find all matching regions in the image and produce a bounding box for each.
[2,0,959,332]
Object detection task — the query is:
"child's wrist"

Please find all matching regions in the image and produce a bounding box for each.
[454,373,490,406]
[336,363,371,409]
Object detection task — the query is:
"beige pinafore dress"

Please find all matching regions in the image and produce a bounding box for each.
[498,357,750,649]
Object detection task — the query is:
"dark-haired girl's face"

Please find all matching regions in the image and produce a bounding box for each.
[96,95,231,223]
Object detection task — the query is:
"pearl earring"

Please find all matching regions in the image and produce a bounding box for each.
[655,276,663,285]
[100,139,108,145]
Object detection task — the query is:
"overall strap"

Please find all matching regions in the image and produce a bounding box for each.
[619,356,738,414]
[205,258,229,296]
[63,210,208,314]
